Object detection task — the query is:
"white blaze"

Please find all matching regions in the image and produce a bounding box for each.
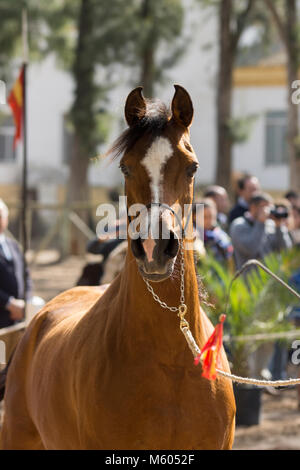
[141,137,173,263]
[141,137,173,203]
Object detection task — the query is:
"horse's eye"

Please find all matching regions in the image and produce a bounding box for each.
[186,163,198,178]
[120,163,130,177]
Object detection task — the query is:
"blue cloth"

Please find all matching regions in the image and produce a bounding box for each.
[204,226,234,263]
[290,269,300,292]
[288,268,300,320]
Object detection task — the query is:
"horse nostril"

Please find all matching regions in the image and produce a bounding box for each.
[131,233,179,263]
[163,232,179,259]
[131,237,145,260]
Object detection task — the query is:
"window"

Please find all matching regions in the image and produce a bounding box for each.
[265,111,288,165]
[0,115,16,162]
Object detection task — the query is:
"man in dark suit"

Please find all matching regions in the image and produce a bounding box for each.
[0,199,32,329]
[228,174,260,225]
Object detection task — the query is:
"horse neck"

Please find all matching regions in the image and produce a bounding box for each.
[116,244,203,362]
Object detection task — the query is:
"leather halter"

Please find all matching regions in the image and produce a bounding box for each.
[126,201,193,239]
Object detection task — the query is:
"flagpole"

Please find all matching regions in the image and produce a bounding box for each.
[22,7,29,317]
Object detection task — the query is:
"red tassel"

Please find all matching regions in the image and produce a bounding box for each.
[194,314,226,380]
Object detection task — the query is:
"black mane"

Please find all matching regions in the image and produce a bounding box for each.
[107,99,170,160]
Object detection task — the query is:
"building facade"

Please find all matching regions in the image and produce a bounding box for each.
[0,2,294,211]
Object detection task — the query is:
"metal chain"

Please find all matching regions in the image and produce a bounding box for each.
[143,239,186,314]
[142,239,300,387]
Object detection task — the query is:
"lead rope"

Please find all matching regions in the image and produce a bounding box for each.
[143,240,300,388]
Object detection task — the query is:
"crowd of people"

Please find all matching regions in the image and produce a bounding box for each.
[192,176,300,397]
[1,174,300,333]
[194,174,300,269]
[79,173,300,290]
[1,174,300,357]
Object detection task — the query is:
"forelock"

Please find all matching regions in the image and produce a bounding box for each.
[107,99,170,160]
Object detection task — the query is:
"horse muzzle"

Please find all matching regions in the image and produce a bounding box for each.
[131,230,179,282]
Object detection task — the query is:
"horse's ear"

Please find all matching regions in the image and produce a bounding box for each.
[171,85,193,128]
[125,87,147,127]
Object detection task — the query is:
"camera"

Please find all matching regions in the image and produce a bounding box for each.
[270,205,289,220]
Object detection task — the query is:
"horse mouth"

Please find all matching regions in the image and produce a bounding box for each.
[138,265,173,283]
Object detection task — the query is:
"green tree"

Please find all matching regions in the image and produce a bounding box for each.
[0,0,45,80]
[42,0,138,212]
[1,0,185,207]
[198,1,260,192]
[0,0,140,254]
[133,0,184,98]
[216,0,257,192]
[0,1,137,207]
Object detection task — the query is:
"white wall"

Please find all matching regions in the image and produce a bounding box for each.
[4,1,291,198]
[158,0,218,186]
[1,1,219,195]
[89,0,219,189]
[233,86,289,191]
[0,55,72,199]
[27,55,72,196]
[27,54,73,169]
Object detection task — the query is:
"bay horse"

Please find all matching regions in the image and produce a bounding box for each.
[0,85,235,450]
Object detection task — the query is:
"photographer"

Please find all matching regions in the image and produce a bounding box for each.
[196,198,233,264]
[230,192,293,270]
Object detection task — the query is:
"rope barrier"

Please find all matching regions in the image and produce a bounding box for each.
[181,324,300,388]
[223,328,300,344]
[182,258,300,388]
[224,259,300,316]
[216,369,300,387]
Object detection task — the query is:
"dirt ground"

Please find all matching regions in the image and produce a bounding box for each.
[30,252,87,302]
[1,253,300,450]
[234,389,300,449]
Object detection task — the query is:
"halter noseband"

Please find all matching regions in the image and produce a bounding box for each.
[126,201,193,239]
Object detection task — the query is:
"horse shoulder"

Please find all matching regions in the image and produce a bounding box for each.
[6,285,109,402]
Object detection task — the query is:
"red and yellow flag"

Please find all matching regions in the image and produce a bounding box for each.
[8,66,24,148]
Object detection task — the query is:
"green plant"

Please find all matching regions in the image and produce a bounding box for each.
[198,248,300,376]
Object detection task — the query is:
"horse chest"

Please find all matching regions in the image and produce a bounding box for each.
[85,362,233,449]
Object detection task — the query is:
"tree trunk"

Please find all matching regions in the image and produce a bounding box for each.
[216,0,234,192]
[286,0,300,192]
[66,136,91,256]
[140,44,155,98]
[139,0,155,98]
[68,136,90,205]
[68,0,96,206]
[66,0,96,254]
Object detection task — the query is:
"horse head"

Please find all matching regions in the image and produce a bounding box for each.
[114,85,198,282]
